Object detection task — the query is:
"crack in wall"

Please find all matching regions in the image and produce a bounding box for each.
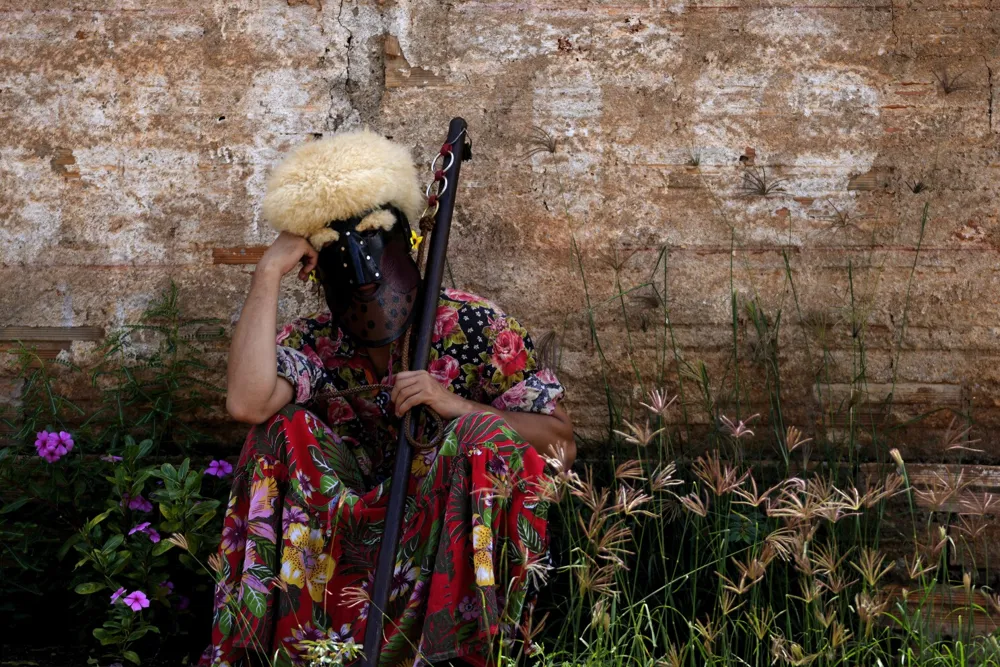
[987,60,994,133]
[327,0,355,131]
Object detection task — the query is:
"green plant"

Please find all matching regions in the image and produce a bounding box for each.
[89,280,225,453]
[739,165,787,197]
[1,282,230,662]
[70,436,221,663]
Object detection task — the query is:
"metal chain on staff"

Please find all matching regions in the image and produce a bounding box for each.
[315,134,467,451]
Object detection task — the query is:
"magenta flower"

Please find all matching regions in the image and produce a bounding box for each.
[110,587,127,604]
[33,429,74,463]
[160,580,174,593]
[123,590,150,612]
[128,495,153,512]
[128,522,160,543]
[129,522,152,536]
[205,460,233,478]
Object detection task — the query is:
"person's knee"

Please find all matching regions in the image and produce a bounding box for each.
[451,410,507,435]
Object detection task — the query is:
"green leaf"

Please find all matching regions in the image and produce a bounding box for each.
[178,458,190,480]
[0,497,31,514]
[92,628,120,646]
[123,650,141,665]
[244,587,267,618]
[192,510,217,530]
[102,534,124,553]
[517,514,545,556]
[161,520,182,533]
[151,540,175,556]
[218,608,233,636]
[87,509,114,531]
[74,581,106,594]
[319,475,340,496]
[439,431,459,457]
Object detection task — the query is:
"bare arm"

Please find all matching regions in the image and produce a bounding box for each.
[226,232,318,424]
[390,371,576,467]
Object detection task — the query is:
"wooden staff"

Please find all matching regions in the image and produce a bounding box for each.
[361,117,470,667]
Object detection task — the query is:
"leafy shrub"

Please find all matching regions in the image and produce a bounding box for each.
[1,282,230,663]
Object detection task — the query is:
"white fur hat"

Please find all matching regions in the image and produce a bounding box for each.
[261,130,424,250]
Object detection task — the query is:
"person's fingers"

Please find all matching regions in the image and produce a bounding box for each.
[397,390,429,416]
[303,243,319,270]
[393,374,424,392]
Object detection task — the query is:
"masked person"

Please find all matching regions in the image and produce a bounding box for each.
[207,130,575,667]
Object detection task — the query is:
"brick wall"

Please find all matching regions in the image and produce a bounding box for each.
[2,0,998,456]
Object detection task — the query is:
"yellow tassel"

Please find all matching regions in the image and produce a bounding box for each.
[410,230,424,252]
[307,270,318,284]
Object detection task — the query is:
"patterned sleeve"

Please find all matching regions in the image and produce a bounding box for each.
[274,318,330,406]
[476,306,565,415]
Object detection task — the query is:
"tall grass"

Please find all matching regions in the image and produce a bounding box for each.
[525,174,999,665]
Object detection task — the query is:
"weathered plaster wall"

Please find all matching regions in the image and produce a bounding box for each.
[2,0,999,456]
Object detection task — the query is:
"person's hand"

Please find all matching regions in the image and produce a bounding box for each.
[257,232,318,281]
[390,370,473,420]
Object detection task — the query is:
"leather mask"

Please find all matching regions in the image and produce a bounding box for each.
[315,207,421,347]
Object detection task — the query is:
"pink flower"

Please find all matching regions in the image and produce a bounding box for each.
[494,382,529,411]
[128,495,153,512]
[301,345,324,369]
[442,289,483,303]
[110,587,127,604]
[491,330,528,376]
[275,323,295,345]
[315,333,342,360]
[326,397,356,425]
[128,522,160,543]
[428,355,460,385]
[205,460,233,478]
[129,522,152,536]
[432,306,460,343]
[33,430,73,463]
[123,590,150,612]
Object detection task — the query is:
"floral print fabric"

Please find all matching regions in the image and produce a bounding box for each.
[203,289,563,667]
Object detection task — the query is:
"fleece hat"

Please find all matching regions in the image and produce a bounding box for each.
[261,129,425,250]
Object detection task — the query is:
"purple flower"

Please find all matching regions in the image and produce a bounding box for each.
[33,429,73,463]
[123,590,150,612]
[128,495,153,512]
[205,460,233,478]
[457,595,480,621]
[160,580,174,594]
[221,517,247,554]
[128,522,160,542]
[129,522,152,536]
[177,595,190,611]
[282,506,309,532]
[101,454,124,462]
[110,587,127,604]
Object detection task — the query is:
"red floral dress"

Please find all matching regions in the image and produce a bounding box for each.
[203,289,564,667]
